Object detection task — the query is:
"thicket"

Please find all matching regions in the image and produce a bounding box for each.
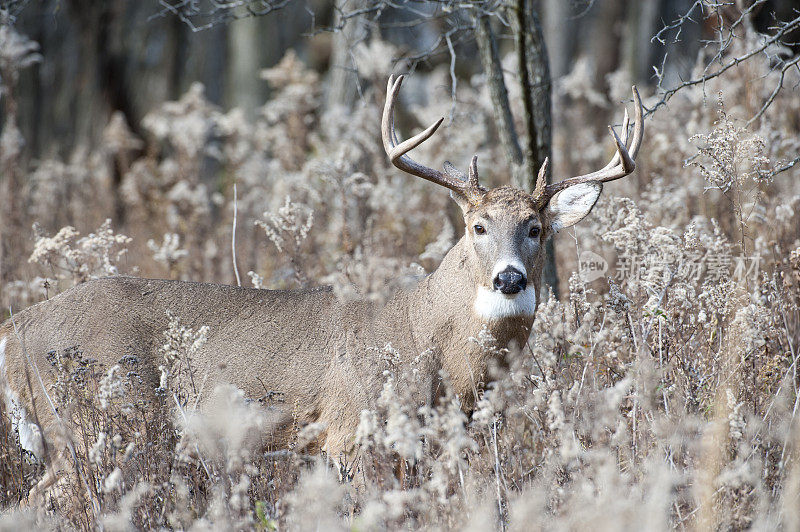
[1,18,799,531]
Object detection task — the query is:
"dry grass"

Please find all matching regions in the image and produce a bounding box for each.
[1,24,800,531]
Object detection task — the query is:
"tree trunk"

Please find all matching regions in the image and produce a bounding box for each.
[518,1,558,298]
[0,116,24,288]
[0,30,29,287]
[542,0,574,80]
[227,17,264,113]
[518,1,551,190]
[475,7,559,299]
[325,0,367,111]
[623,0,661,85]
[474,15,525,186]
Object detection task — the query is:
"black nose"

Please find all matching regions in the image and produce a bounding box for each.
[493,266,527,294]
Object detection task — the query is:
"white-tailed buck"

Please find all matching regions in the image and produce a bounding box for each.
[0,75,643,493]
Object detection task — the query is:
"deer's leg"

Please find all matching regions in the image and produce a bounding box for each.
[2,336,61,508]
[322,431,355,479]
[23,446,70,509]
[394,457,417,489]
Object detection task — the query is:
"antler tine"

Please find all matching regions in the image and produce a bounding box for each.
[599,107,630,172]
[468,155,480,189]
[540,86,644,200]
[382,75,485,203]
[532,156,549,199]
[628,86,644,159]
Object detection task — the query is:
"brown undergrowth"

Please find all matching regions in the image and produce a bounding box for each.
[1,21,799,531]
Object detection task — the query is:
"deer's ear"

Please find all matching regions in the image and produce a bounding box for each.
[546,182,602,232]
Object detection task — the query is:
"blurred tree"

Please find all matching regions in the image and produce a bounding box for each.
[4,0,799,295]
[155,0,565,292]
[325,0,367,110]
[0,14,39,286]
[476,1,558,294]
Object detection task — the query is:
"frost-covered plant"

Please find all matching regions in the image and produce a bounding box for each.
[142,82,220,164]
[285,464,346,531]
[352,38,401,82]
[255,195,313,255]
[324,248,425,304]
[1,21,800,532]
[28,154,98,229]
[2,276,53,308]
[158,311,209,408]
[177,384,274,530]
[255,195,314,286]
[148,233,188,275]
[686,94,781,255]
[259,50,321,170]
[28,219,131,284]
[689,94,775,193]
[247,270,264,289]
[0,17,41,86]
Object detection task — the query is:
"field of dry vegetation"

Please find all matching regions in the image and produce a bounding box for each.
[1,15,800,531]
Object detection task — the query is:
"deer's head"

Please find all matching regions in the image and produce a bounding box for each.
[382,75,643,320]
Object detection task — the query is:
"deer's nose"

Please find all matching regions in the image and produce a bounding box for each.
[493,266,527,295]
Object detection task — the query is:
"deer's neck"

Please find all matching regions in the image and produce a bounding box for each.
[405,237,535,404]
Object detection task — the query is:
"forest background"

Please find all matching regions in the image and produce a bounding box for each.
[1,0,800,529]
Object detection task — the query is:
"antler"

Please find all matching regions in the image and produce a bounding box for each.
[536,86,644,203]
[382,75,485,204]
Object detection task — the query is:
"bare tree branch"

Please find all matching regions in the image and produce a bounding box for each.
[746,53,800,127]
[151,0,296,32]
[768,155,800,179]
[651,0,707,46]
[649,1,800,124]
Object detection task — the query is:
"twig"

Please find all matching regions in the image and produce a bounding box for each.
[445,31,458,122]
[525,339,546,379]
[231,183,241,287]
[766,155,800,179]
[172,392,213,480]
[492,419,506,531]
[651,0,706,44]
[746,54,800,127]
[649,12,800,118]
[264,449,315,463]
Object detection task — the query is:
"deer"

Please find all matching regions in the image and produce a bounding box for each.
[0,75,643,500]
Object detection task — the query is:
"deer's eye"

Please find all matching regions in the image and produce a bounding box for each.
[474,224,486,235]
[529,226,541,238]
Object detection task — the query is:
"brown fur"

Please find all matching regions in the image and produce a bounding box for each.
[0,184,602,484]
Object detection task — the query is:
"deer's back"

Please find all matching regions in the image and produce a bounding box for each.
[0,277,343,438]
